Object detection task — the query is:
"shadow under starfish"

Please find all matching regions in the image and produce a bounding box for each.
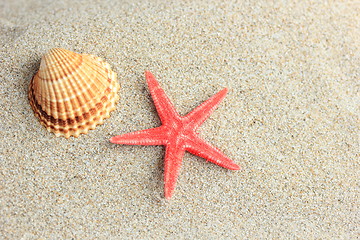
[110,71,240,199]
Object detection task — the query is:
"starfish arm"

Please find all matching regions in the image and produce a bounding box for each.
[186,136,240,170]
[184,88,228,130]
[145,71,180,124]
[163,143,185,199]
[110,126,168,145]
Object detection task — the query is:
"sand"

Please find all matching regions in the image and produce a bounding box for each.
[0,0,359,239]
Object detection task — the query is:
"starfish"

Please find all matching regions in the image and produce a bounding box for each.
[110,71,240,199]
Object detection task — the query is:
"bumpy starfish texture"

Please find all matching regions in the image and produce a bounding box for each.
[110,71,240,199]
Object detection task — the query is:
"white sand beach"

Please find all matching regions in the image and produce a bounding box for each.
[0,0,359,238]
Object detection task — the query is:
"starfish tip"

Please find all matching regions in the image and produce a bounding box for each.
[145,70,154,79]
[232,165,241,170]
[144,70,160,89]
[109,136,118,143]
[164,191,173,200]
[219,88,228,98]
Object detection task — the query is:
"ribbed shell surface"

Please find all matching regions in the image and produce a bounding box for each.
[29,48,120,138]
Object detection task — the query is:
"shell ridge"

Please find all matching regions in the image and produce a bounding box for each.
[43,73,52,119]
[57,53,78,125]
[80,56,108,93]
[59,52,96,129]
[54,54,91,117]
[40,48,83,81]
[46,52,61,113]
[60,53,84,119]
[48,49,65,121]
[32,73,42,113]
[83,55,110,88]
[69,55,96,106]
[77,57,111,114]
[74,64,97,116]
[51,50,67,123]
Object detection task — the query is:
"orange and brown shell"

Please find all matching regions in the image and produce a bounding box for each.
[29,48,120,138]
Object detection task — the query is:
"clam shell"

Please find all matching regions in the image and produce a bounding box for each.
[29,48,120,138]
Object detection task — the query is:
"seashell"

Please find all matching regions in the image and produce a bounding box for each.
[29,48,120,138]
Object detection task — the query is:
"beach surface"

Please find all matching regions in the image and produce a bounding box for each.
[0,0,359,239]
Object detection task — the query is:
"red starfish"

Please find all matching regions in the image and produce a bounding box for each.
[110,71,240,199]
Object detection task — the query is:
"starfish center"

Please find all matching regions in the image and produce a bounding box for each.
[165,118,189,139]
